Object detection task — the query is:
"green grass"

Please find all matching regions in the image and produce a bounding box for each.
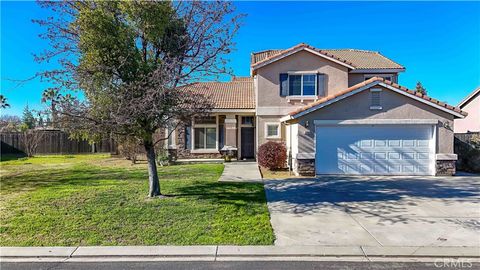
[0,155,274,246]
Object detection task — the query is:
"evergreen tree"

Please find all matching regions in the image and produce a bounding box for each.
[415,81,427,95]
[22,105,36,129]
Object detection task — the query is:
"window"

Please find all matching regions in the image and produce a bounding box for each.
[288,74,316,96]
[280,73,325,97]
[303,75,316,95]
[165,125,176,149]
[370,89,382,110]
[194,127,216,149]
[167,129,175,148]
[195,116,216,125]
[365,74,393,82]
[289,75,302,95]
[193,116,217,150]
[265,122,280,139]
[241,116,254,126]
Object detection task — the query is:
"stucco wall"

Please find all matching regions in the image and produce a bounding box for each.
[454,92,479,133]
[256,115,286,148]
[256,50,349,109]
[295,85,455,155]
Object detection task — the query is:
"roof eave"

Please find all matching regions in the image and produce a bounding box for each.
[349,68,406,73]
[289,79,466,120]
[458,87,480,108]
[251,46,355,72]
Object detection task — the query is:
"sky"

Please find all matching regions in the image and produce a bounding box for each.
[1,1,480,116]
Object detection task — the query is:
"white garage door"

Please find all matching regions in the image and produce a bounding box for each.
[315,125,435,175]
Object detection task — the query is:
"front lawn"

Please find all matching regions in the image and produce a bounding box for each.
[0,155,274,246]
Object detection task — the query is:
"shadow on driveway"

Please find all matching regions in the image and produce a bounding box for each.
[265,175,480,222]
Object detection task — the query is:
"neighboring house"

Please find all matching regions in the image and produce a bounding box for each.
[454,87,479,133]
[168,43,466,176]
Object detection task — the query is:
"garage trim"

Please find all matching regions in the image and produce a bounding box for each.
[314,121,437,176]
[314,119,439,126]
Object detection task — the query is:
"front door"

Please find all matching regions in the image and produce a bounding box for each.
[241,127,255,159]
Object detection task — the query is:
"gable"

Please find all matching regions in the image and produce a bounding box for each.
[295,86,455,121]
[256,50,350,77]
[286,78,466,120]
[255,50,350,107]
[251,43,405,73]
[251,44,355,74]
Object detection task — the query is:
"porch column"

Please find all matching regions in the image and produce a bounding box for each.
[224,115,237,148]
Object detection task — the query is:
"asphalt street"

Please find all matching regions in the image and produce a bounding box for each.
[2,261,479,270]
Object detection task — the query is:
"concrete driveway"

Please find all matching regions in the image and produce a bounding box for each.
[264,175,480,247]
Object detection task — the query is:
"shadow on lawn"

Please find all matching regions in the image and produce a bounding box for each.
[172,181,266,204]
[2,164,266,206]
[1,166,146,193]
[0,154,26,162]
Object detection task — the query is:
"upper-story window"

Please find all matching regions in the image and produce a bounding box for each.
[364,74,393,82]
[280,73,325,97]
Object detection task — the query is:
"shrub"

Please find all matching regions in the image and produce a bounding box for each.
[257,141,287,170]
[117,137,141,164]
[156,147,170,166]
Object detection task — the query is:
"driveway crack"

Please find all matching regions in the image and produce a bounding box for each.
[343,204,384,246]
[360,246,371,262]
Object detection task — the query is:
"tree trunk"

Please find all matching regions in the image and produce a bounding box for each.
[144,140,161,197]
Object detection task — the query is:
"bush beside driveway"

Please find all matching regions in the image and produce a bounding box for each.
[0,155,274,246]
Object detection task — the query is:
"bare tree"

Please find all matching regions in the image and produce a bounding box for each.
[34,1,242,197]
[117,136,142,164]
[0,115,21,132]
[21,129,44,157]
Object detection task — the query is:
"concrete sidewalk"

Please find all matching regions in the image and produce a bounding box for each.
[218,162,262,183]
[2,245,479,262]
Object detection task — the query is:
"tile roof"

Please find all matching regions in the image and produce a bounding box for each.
[251,43,404,70]
[322,49,404,70]
[183,77,254,109]
[251,49,284,65]
[288,77,467,118]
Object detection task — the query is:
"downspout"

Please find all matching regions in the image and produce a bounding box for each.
[287,122,292,176]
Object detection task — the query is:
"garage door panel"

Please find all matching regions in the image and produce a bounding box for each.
[315,125,434,176]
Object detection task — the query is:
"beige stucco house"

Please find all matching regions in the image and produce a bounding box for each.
[454,87,479,133]
[168,43,466,176]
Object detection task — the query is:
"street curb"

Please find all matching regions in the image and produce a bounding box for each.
[1,245,479,262]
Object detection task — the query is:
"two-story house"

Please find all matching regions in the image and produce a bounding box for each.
[168,43,466,176]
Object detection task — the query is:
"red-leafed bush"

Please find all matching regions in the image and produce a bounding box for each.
[257,141,287,170]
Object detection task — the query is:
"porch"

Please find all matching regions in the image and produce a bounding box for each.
[168,113,257,160]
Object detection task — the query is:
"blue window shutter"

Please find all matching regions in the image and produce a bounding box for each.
[279,73,288,96]
[317,74,326,96]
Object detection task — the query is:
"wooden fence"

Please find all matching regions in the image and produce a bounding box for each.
[0,130,116,155]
